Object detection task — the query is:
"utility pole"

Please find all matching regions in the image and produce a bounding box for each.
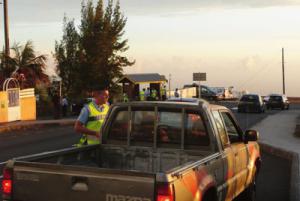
[3,0,10,56]
[282,48,286,95]
[168,74,171,98]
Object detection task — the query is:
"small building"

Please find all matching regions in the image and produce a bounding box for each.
[117,73,167,101]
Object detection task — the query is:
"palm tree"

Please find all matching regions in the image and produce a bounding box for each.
[0,41,49,88]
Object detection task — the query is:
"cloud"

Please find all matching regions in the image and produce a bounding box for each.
[8,0,300,24]
[122,0,300,15]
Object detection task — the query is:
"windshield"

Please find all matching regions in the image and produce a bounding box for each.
[241,95,259,102]
[269,96,282,101]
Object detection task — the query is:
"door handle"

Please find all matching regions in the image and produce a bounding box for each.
[72,182,89,192]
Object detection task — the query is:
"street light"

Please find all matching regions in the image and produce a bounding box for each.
[3,0,9,56]
[0,0,10,56]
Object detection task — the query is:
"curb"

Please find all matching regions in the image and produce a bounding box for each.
[259,142,300,201]
[0,120,76,133]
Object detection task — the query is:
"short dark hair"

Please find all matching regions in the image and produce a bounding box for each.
[90,86,108,93]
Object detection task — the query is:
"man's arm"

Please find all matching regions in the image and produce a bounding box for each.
[74,107,100,138]
[74,121,100,137]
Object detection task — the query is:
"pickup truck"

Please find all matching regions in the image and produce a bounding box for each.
[2,100,261,201]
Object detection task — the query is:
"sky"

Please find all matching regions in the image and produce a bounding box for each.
[1,0,300,96]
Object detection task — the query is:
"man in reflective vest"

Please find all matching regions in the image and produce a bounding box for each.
[151,89,158,101]
[123,93,129,102]
[161,85,167,101]
[140,88,146,101]
[74,88,110,146]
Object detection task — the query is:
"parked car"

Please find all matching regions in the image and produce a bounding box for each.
[2,101,261,201]
[267,94,289,110]
[200,85,223,101]
[210,87,235,100]
[183,84,223,101]
[238,94,265,113]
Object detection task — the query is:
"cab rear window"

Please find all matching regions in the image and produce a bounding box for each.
[107,106,210,148]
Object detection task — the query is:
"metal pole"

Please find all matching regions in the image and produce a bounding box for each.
[282,48,286,95]
[3,0,10,56]
[168,74,171,98]
[198,81,201,99]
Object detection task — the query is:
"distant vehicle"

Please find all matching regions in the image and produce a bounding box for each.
[210,87,234,100]
[183,84,223,101]
[267,94,289,110]
[2,101,261,201]
[168,97,199,103]
[238,94,265,113]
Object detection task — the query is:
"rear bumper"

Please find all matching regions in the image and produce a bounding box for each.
[267,103,284,108]
[238,105,262,112]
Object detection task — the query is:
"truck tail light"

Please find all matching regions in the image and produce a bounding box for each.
[156,183,174,201]
[2,167,13,199]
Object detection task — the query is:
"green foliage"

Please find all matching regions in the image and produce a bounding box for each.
[0,41,49,88]
[55,0,134,99]
[55,17,80,97]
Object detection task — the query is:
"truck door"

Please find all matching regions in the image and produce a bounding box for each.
[212,111,235,201]
[220,111,249,198]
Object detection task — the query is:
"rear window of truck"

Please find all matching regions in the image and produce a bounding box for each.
[107,107,210,148]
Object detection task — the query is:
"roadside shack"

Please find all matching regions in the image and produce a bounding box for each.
[117,73,167,101]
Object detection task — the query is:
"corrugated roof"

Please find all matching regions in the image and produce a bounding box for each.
[118,73,167,84]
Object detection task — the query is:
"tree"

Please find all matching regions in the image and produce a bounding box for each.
[55,17,80,98]
[55,0,134,99]
[80,0,134,90]
[0,41,49,88]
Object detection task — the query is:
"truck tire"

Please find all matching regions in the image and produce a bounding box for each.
[236,178,256,201]
[202,188,217,201]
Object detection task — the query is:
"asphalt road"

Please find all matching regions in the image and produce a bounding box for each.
[0,103,293,201]
[0,126,80,162]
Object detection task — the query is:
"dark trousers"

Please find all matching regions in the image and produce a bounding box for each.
[62,105,67,117]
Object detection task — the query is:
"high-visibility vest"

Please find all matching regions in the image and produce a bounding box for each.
[161,88,166,96]
[151,89,157,98]
[78,102,109,146]
[140,91,145,101]
[123,94,129,102]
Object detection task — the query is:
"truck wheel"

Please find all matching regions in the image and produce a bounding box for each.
[237,178,256,201]
[202,189,217,201]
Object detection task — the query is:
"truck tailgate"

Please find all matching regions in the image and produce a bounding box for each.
[12,162,155,201]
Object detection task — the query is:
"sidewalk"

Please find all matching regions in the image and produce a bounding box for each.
[0,118,76,133]
[252,110,300,155]
[251,110,300,201]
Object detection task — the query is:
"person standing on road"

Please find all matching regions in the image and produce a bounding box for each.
[74,88,110,146]
[145,87,151,101]
[61,97,68,117]
[174,88,180,98]
[140,88,146,101]
[161,85,167,101]
[123,93,129,102]
[151,88,158,101]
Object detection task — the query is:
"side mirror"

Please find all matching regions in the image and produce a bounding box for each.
[245,130,259,143]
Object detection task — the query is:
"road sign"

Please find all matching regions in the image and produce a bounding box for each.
[193,73,206,81]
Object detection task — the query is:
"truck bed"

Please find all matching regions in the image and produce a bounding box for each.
[14,144,213,173]
[8,145,213,201]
